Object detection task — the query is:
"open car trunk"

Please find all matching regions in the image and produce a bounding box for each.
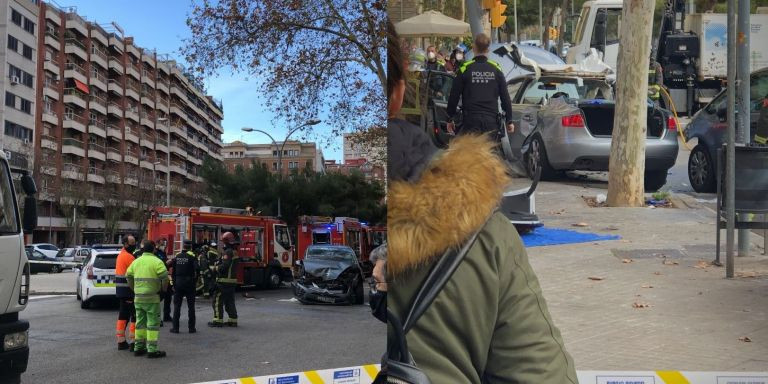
[579,102,665,138]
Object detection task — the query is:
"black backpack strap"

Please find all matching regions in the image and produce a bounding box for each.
[401,210,495,334]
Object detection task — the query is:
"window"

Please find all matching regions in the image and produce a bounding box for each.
[5,92,15,108]
[7,35,18,51]
[272,162,277,170]
[11,9,22,26]
[22,44,33,60]
[272,150,278,157]
[22,72,33,87]
[4,120,33,141]
[572,6,590,45]
[23,18,35,35]
[0,158,20,233]
[20,98,32,114]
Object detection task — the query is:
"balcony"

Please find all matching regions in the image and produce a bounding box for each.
[105,169,120,183]
[65,39,88,61]
[140,132,155,149]
[140,160,155,171]
[127,64,141,81]
[170,85,187,101]
[62,163,84,180]
[63,113,87,133]
[43,108,59,125]
[107,102,123,117]
[155,162,168,173]
[41,135,58,151]
[125,83,140,101]
[157,97,169,110]
[64,62,88,84]
[141,93,155,108]
[188,154,203,166]
[40,163,58,177]
[63,88,87,109]
[44,79,60,101]
[170,124,186,137]
[125,107,140,122]
[89,95,107,115]
[44,60,60,75]
[90,71,108,92]
[125,151,139,165]
[107,79,123,95]
[91,47,109,69]
[90,26,109,47]
[155,136,168,153]
[65,12,89,37]
[87,167,105,184]
[125,171,138,186]
[140,113,154,128]
[108,57,124,74]
[45,31,61,49]
[62,138,85,157]
[141,70,155,86]
[107,147,121,162]
[88,142,106,161]
[125,127,140,144]
[170,161,187,176]
[88,120,107,138]
[169,140,186,157]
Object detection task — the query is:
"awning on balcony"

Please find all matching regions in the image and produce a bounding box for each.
[74,79,90,94]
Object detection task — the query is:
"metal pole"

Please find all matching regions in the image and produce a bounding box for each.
[539,0,543,45]
[725,0,737,278]
[277,141,282,218]
[514,0,518,43]
[737,0,751,257]
[49,200,52,242]
[466,0,484,36]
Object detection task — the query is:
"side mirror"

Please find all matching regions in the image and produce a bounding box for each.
[22,196,37,232]
[716,104,727,120]
[20,174,37,195]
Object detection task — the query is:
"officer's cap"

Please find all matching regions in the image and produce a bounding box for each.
[183,240,193,249]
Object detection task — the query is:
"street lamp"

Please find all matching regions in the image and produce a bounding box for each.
[157,117,170,207]
[241,119,321,217]
[151,161,161,206]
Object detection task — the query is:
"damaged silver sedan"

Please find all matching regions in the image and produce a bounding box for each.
[293,245,366,305]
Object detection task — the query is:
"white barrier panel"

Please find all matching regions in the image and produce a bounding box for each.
[197,369,768,384]
[195,365,381,384]
[577,371,768,384]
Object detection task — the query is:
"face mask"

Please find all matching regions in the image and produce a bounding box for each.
[456,53,464,61]
[126,245,136,253]
[427,51,436,60]
[369,289,387,323]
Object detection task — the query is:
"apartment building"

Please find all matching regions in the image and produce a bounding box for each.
[324,159,385,184]
[1,0,39,172]
[33,2,224,244]
[222,140,325,175]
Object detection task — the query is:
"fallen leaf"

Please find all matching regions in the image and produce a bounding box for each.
[622,258,634,264]
[694,261,712,269]
[604,226,620,231]
[739,336,752,342]
[654,271,662,275]
[588,276,605,281]
[736,271,759,278]
[641,284,653,288]
[662,259,679,266]
[632,302,651,308]
[572,222,590,227]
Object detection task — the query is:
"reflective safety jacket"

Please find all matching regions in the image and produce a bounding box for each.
[126,252,169,303]
[215,247,239,286]
[115,248,136,299]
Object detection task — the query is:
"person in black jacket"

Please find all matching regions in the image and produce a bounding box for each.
[446,33,515,137]
[208,233,239,327]
[169,240,198,333]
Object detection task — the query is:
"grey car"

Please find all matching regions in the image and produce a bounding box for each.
[684,67,768,193]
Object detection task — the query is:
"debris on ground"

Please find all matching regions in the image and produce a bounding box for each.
[572,222,590,227]
[588,276,605,281]
[694,261,713,269]
[548,208,567,215]
[622,258,634,264]
[641,284,654,288]
[582,196,606,208]
[632,302,652,308]
[736,271,760,278]
[739,336,752,342]
[662,259,679,266]
[654,272,662,275]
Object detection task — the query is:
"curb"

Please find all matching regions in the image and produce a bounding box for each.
[30,291,76,295]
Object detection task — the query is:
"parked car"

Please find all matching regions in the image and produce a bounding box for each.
[293,245,366,305]
[684,67,768,192]
[56,248,75,263]
[71,247,93,263]
[76,249,119,309]
[28,243,59,259]
[425,62,679,191]
[26,249,65,274]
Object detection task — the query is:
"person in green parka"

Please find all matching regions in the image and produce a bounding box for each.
[386,21,579,384]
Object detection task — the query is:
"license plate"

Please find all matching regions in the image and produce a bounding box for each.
[315,296,336,303]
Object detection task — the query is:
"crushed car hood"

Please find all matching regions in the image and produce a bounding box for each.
[301,259,355,281]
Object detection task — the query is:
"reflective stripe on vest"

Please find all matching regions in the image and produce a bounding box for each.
[755,135,767,144]
[459,58,502,74]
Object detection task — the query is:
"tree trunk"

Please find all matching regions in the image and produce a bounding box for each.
[606,0,655,207]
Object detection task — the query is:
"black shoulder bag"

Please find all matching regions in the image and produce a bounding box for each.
[379,213,492,384]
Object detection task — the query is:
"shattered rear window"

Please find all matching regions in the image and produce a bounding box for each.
[306,247,356,263]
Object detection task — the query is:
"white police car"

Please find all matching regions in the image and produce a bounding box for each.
[76,249,119,309]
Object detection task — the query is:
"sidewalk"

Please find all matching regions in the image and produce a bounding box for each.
[525,179,768,371]
[29,270,77,295]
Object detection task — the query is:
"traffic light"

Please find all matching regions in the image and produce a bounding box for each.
[490,0,507,28]
[482,0,495,9]
[549,27,559,40]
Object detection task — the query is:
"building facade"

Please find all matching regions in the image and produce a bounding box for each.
[222,140,324,175]
[1,0,39,172]
[32,2,224,245]
[324,159,385,184]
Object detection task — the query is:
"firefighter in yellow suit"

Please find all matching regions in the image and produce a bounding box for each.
[126,240,169,358]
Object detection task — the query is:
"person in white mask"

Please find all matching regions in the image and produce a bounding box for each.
[424,45,444,72]
[445,47,465,73]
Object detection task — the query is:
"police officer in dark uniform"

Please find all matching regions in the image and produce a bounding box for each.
[446,33,515,137]
[169,240,198,333]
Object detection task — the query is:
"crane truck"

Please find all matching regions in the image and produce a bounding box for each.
[566,0,768,115]
[0,150,38,384]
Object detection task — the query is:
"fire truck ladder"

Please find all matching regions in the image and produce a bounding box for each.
[174,211,187,254]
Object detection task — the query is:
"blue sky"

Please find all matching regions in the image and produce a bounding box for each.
[65,0,343,161]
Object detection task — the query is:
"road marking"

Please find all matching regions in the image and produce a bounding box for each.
[305,370,323,384]
[239,377,256,384]
[30,295,74,300]
[657,371,691,384]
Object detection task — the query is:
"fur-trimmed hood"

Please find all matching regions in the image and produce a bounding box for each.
[388,134,510,276]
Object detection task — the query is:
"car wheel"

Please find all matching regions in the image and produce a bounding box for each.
[51,265,60,274]
[688,145,716,193]
[644,170,669,192]
[525,135,558,180]
[267,268,281,289]
[80,298,90,309]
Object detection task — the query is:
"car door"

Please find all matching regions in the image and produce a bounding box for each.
[423,70,456,148]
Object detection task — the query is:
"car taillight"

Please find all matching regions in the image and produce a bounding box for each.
[562,114,585,128]
[434,126,440,135]
[667,116,677,131]
[86,265,94,280]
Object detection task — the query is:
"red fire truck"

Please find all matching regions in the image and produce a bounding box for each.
[296,216,387,276]
[147,206,294,288]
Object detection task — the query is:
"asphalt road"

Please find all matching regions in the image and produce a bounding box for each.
[22,287,384,384]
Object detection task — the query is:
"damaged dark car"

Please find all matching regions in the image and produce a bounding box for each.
[293,245,366,305]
